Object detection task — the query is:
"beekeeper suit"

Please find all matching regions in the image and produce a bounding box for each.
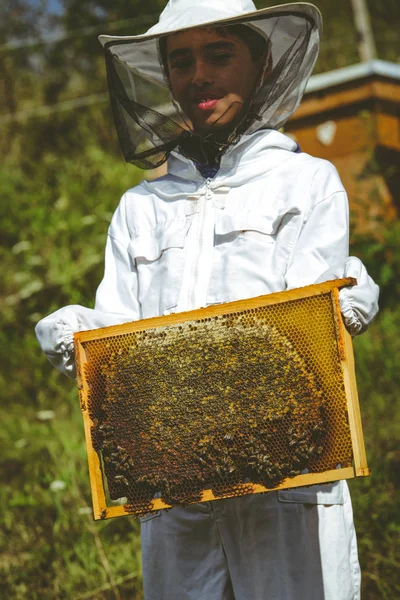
[36,1,379,598]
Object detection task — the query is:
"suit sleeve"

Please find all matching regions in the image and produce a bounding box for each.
[285,161,350,288]
[284,162,379,335]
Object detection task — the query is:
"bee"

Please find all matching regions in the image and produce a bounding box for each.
[115,475,129,486]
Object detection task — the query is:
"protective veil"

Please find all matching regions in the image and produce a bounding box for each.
[98,1,322,169]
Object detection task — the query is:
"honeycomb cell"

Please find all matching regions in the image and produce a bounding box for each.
[75,282,362,519]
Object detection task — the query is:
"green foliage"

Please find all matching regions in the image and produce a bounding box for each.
[349,145,400,310]
[351,219,400,309]
[0,140,143,408]
[1,144,141,316]
[256,0,400,72]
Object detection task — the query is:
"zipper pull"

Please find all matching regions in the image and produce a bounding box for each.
[205,178,213,201]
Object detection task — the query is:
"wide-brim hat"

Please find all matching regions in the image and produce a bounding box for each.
[98,1,322,169]
[99,1,321,47]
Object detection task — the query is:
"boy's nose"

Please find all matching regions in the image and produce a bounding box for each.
[191,60,213,86]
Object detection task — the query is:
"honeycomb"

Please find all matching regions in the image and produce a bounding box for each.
[76,283,358,519]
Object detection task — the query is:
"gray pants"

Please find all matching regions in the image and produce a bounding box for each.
[140,482,360,600]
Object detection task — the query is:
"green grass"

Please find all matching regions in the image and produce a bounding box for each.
[0,380,143,600]
[349,308,400,600]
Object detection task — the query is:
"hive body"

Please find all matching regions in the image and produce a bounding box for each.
[74,279,369,520]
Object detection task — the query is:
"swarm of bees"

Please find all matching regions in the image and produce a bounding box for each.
[80,296,354,517]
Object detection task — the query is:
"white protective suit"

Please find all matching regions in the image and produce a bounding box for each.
[36,1,379,599]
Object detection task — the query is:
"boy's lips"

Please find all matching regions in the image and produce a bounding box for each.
[198,99,220,110]
[192,95,222,111]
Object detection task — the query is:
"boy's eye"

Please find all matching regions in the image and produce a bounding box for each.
[169,52,233,71]
[208,52,233,64]
[170,58,193,70]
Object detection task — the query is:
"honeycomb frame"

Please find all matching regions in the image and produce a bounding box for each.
[74,278,370,520]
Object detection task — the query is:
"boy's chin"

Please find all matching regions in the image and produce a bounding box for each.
[194,115,239,134]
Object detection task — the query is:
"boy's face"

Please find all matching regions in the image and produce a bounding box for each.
[165,28,262,132]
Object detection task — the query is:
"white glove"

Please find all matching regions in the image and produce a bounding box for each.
[316,256,379,336]
[35,305,135,379]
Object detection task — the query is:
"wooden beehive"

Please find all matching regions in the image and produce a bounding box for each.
[74,278,370,520]
[286,61,400,233]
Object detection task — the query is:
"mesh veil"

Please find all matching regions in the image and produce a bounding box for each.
[103,11,320,169]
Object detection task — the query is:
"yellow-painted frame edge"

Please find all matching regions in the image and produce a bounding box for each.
[332,288,370,477]
[73,278,369,520]
[75,278,356,343]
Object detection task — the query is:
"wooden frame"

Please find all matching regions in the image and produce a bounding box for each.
[74,278,370,520]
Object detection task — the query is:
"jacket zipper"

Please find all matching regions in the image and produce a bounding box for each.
[188,178,212,309]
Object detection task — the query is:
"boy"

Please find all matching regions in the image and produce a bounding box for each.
[36,1,379,598]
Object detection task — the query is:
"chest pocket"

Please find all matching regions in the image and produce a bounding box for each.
[215,212,278,244]
[128,221,188,317]
[208,206,301,306]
